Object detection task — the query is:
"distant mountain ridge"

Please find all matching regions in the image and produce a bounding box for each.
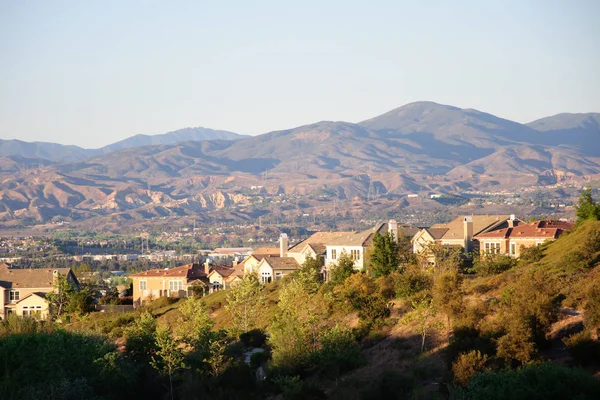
[1,101,599,225]
[0,127,247,163]
[98,127,247,153]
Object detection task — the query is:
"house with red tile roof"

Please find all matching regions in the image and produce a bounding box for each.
[412,215,519,256]
[474,220,573,257]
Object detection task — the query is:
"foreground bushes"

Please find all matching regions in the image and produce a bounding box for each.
[450,363,600,400]
[0,331,134,400]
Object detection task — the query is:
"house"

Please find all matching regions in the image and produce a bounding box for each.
[412,215,517,256]
[0,263,79,320]
[130,263,210,306]
[242,247,281,274]
[207,264,244,289]
[474,219,573,257]
[324,220,417,273]
[248,221,419,283]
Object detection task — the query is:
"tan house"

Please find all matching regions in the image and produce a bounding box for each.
[474,220,573,257]
[0,263,79,320]
[207,264,244,289]
[242,247,281,274]
[130,263,210,305]
[412,215,517,256]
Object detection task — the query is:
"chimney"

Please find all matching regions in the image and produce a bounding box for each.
[204,260,211,275]
[388,219,398,242]
[463,216,473,253]
[279,233,289,257]
[52,270,59,288]
[508,214,516,228]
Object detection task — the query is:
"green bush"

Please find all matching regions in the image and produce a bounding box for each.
[0,331,134,400]
[391,268,432,300]
[473,254,517,276]
[564,331,600,366]
[450,363,600,400]
[452,350,490,386]
[311,325,364,377]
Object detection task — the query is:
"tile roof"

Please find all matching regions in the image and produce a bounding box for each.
[263,257,301,270]
[288,231,355,253]
[130,263,207,279]
[431,215,512,240]
[425,228,449,240]
[208,266,236,278]
[474,220,573,240]
[0,265,73,289]
[250,248,281,260]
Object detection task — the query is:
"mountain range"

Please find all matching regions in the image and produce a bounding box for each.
[1,101,598,226]
[0,127,246,163]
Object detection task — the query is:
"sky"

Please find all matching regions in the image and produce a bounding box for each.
[1,0,599,148]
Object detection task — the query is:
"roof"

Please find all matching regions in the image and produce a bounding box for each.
[431,215,512,240]
[252,247,280,255]
[130,263,206,279]
[0,265,73,289]
[208,266,236,278]
[213,247,254,254]
[474,220,574,240]
[250,248,281,261]
[16,292,48,304]
[426,228,450,240]
[288,231,355,253]
[263,257,301,271]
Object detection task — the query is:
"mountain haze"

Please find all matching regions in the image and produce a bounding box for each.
[1,102,599,225]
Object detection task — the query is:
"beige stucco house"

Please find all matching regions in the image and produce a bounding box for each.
[0,263,78,320]
[130,263,210,305]
[474,220,573,257]
[412,215,517,257]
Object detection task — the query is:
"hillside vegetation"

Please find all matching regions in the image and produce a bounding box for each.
[1,223,600,399]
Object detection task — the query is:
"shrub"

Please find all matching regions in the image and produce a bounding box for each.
[473,254,517,276]
[392,268,432,300]
[450,363,600,400]
[452,350,490,386]
[564,331,600,366]
[311,325,364,377]
[240,329,267,348]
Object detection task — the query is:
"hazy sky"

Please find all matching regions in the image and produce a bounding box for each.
[1,0,599,148]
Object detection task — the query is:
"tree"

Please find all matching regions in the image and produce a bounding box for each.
[330,251,355,285]
[225,273,265,335]
[335,273,391,324]
[45,273,74,319]
[151,328,186,400]
[370,232,400,278]
[432,271,463,328]
[177,297,214,356]
[402,297,442,353]
[125,311,158,363]
[269,279,326,371]
[575,188,600,224]
[295,255,323,293]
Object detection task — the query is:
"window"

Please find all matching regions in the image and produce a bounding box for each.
[169,280,183,291]
[351,250,361,261]
[331,249,337,260]
[9,290,20,302]
[260,272,271,284]
[510,243,516,256]
[139,280,147,291]
[484,242,501,254]
[22,306,42,318]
